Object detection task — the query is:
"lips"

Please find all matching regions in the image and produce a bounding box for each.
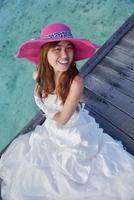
[58,60,69,65]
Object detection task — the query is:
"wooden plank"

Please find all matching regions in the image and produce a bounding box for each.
[108,47,134,67]
[117,39,134,53]
[84,74,134,118]
[91,64,134,98]
[123,27,134,41]
[80,14,134,77]
[81,88,134,140]
[101,56,134,82]
[82,103,134,155]
[119,27,134,46]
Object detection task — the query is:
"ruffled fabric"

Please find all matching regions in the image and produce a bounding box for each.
[0,94,134,200]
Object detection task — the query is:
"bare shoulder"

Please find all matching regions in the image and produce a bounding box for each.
[69,74,84,97]
[71,75,84,90]
[74,74,84,83]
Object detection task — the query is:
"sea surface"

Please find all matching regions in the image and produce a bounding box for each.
[0,0,133,151]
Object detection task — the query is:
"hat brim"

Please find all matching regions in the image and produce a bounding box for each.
[16,38,100,64]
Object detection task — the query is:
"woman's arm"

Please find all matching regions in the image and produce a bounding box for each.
[32,70,38,81]
[33,69,40,97]
[53,75,84,125]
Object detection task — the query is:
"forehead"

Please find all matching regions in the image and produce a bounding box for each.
[56,41,73,46]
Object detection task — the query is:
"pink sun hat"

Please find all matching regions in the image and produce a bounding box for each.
[16,23,100,64]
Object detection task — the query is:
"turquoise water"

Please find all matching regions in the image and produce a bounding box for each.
[0,0,133,151]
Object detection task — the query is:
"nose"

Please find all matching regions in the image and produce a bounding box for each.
[60,48,68,59]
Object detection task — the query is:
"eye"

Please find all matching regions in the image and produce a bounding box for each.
[67,45,73,50]
[53,46,61,51]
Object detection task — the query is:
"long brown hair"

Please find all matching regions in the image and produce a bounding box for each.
[36,42,79,105]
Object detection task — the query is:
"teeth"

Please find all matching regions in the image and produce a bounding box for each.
[58,61,68,64]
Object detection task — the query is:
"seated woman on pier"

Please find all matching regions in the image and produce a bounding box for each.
[0,23,134,200]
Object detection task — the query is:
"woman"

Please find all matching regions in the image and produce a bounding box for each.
[0,23,134,200]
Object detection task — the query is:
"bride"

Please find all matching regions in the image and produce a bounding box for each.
[0,23,134,200]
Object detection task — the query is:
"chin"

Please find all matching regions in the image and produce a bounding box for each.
[58,67,69,72]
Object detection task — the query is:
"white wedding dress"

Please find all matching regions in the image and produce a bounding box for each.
[0,94,134,200]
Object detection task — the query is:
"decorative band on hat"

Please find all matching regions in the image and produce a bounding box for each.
[42,31,73,39]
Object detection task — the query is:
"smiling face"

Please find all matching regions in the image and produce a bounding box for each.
[47,41,74,74]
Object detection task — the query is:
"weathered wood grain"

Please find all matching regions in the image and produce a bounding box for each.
[82,88,134,140]
[84,74,134,118]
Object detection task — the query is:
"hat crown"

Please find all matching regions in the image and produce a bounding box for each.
[41,23,71,38]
